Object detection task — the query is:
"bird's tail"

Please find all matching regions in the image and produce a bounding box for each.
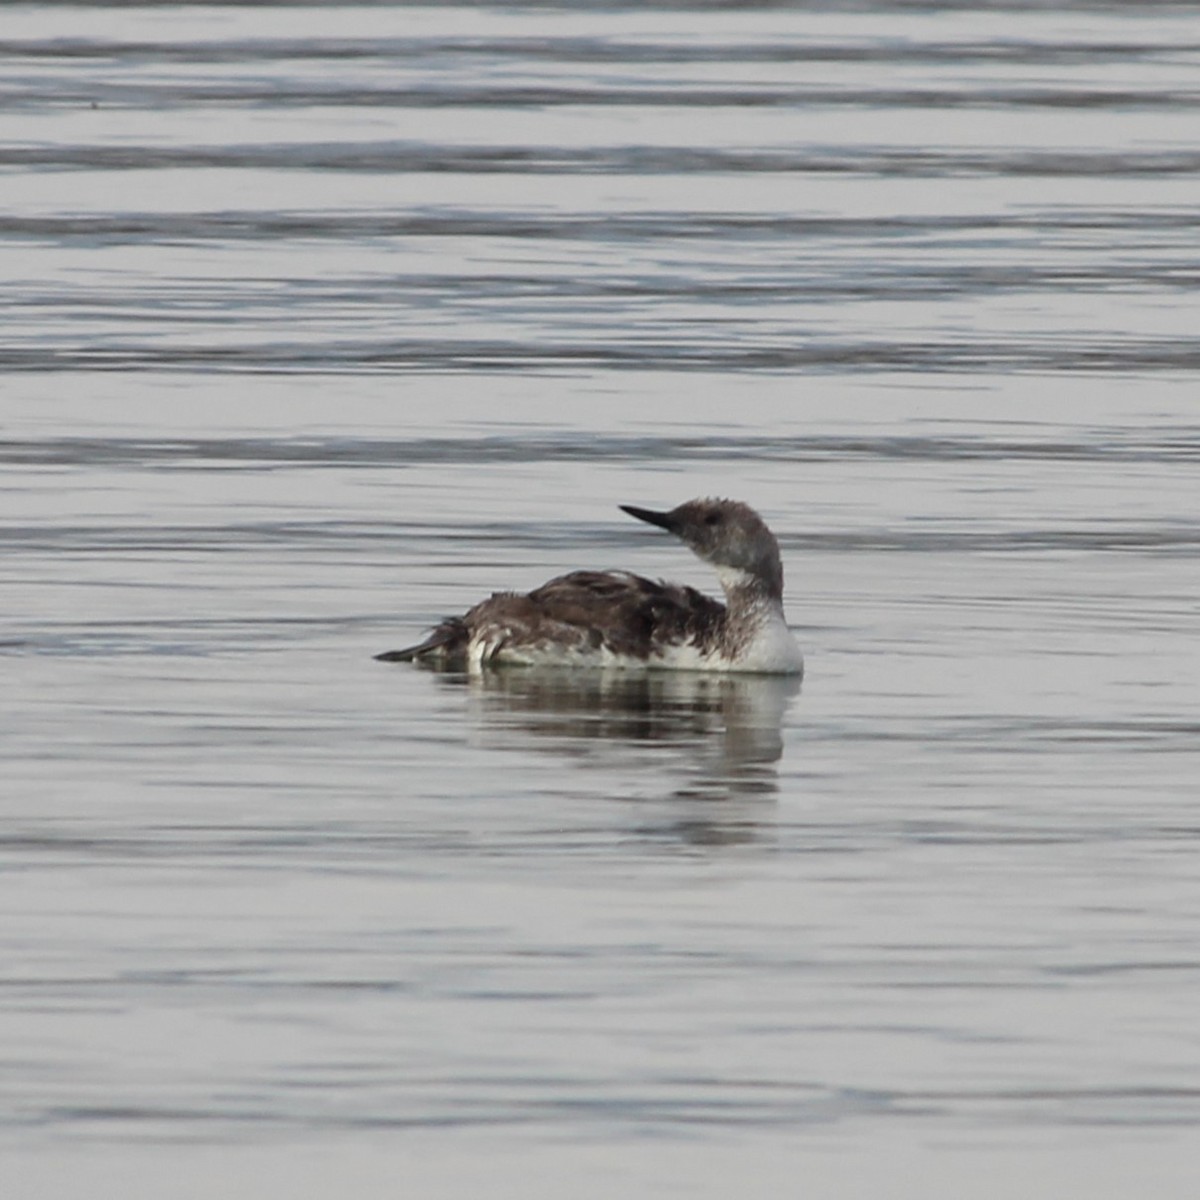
[375,617,469,665]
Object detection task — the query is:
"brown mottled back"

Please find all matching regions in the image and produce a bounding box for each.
[378,570,728,667]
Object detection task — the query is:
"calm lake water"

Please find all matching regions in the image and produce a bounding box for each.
[4,2,1200,1196]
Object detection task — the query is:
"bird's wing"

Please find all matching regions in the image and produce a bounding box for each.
[472,570,725,661]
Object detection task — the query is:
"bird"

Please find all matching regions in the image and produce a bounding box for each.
[375,498,804,675]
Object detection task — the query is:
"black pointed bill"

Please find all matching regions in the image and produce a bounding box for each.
[620,504,679,533]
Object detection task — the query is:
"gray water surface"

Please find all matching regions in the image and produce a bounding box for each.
[4,3,1200,1196]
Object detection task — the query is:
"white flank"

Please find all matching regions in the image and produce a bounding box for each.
[469,606,802,676]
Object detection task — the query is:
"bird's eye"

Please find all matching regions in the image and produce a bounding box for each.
[704,513,721,526]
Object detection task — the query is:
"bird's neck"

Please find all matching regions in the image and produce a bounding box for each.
[716,565,785,626]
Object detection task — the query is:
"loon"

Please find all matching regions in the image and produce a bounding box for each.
[376,498,804,675]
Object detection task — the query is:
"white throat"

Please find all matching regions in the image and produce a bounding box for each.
[716,564,760,598]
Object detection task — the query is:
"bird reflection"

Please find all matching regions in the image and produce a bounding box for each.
[424,667,801,844]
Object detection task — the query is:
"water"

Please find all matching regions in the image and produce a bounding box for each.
[4,3,1200,1195]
